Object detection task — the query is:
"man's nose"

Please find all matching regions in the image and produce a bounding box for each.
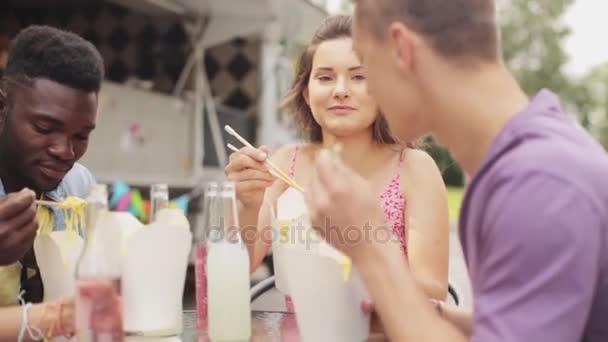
[48,136,75,161]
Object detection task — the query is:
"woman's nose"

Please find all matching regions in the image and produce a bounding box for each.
[333,77,349,99]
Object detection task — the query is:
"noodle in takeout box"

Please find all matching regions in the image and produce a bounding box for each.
[34,196,192,338]
[273,186,371,342]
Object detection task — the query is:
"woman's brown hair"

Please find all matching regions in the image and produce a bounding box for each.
[280,15,398,145]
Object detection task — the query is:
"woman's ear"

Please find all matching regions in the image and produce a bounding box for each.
[303,86,310,106]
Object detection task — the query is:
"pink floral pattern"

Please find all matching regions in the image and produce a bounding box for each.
[379,172,408,255]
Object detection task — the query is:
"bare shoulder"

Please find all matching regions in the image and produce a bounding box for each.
[265,143,315,201]
[400,148,446,193]
[402,148,442,174]
[269,143,300,169]
[271,143,319,166]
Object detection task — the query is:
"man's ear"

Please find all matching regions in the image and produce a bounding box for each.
[388,22,415,75]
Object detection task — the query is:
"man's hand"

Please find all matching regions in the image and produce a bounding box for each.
[362,299,386,334]
[0,188,37,265]
[305,150,395,260]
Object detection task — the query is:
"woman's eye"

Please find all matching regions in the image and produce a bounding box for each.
[352,75,366,81]
[318,76,333,81]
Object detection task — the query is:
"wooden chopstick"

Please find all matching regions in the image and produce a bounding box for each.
[35,200,68,208]
[224,127,305,193]
[224,126,288,178]
[226,144,281,179]
[226,143,304,192]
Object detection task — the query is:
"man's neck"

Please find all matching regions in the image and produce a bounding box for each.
[429,64,529,178]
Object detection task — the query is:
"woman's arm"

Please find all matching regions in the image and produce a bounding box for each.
[401,149,450,301]
[239,145,295,272]
[0,298,74,341]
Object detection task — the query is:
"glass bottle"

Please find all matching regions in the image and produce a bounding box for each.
[150,183,169,223]
[75,184,124,342]
[207,181,251,341]
[195,182,218,329]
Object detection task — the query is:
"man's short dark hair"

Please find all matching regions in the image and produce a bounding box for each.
[356,0,499,63]
[4,25,104,93]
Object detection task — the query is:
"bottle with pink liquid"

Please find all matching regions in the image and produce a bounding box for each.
[195,182,218,329]
[75,184,124,342]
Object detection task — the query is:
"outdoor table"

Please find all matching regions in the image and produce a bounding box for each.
[125,310,388,341]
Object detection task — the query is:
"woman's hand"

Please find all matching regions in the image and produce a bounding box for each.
[225,146,275,210]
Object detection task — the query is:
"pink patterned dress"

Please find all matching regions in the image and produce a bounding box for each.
[284,145,408,312]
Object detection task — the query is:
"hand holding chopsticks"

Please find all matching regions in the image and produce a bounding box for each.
[224,125,305,193]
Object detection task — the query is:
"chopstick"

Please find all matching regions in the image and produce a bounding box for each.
[226,144,282,180]
[226,142,304,193]
[36,200,69,209]
[225,126,305,193]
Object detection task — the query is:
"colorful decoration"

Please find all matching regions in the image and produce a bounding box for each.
[129,189,146,222]
[108,182,191,223]
[111,181,131,208]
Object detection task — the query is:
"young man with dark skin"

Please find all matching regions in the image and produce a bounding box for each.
[305,1,608,341]
[0,25,103,338]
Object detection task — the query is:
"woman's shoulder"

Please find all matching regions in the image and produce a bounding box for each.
[400,147,445,188]
[269,143,299,167]
[270,143,318,166]
[402,147,436,166]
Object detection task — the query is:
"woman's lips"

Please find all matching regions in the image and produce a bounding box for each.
[328,105,356,115]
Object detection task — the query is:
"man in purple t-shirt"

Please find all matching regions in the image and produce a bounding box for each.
[303,0,608,341]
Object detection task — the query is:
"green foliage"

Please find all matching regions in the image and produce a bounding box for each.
[421,136,464,187]
[501,0,607,148]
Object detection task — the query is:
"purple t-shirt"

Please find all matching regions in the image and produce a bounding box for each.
[460,89,608,342]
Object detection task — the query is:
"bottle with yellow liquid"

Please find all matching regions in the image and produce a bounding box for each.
[207,181,251,341]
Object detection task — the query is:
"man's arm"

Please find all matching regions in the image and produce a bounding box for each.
[357,241,467,342]
[306,150,466,342]
[0,299,75,341]
[436,303,473,337]
[469,172,601,342]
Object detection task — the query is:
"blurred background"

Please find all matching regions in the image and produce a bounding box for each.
[1,0,607,307]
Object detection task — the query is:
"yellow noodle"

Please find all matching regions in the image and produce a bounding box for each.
[36,196,87,269]
[36,205,55,236]
[60,197,86,241]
